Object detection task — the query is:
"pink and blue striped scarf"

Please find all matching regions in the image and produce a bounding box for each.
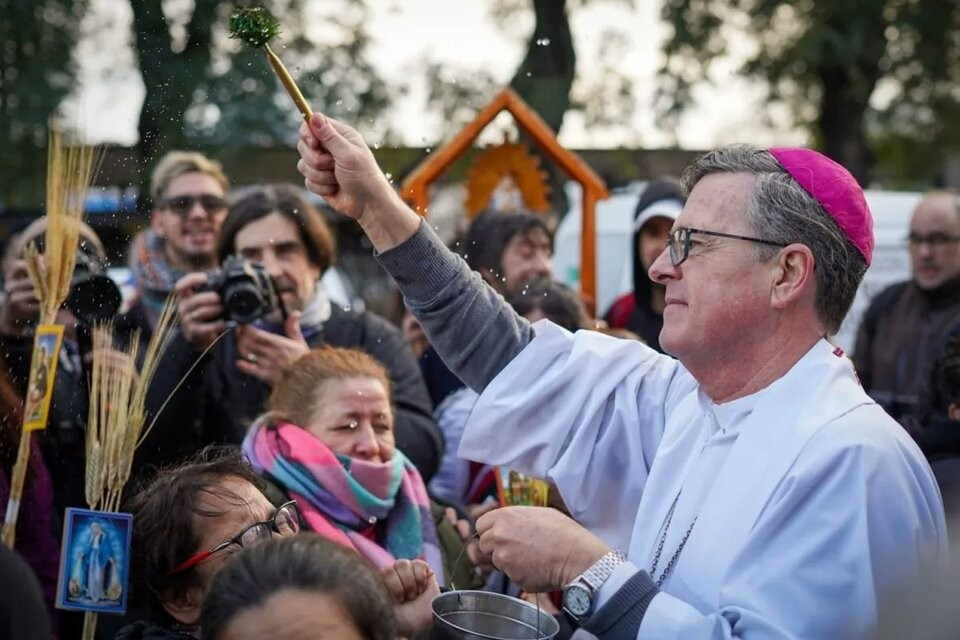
[243,422,444,581]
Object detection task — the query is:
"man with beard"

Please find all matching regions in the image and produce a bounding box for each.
[406,210,557,408]
[124,152,230,341]
[854,190,960,425]
[463,210,554,296]
[140,184,442,482]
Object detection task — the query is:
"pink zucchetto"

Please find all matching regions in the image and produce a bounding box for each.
[768,148,873,266]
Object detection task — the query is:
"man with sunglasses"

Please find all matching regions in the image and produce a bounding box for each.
[124,151,230,341]
[297,114,947,640]
[854,190,960,426]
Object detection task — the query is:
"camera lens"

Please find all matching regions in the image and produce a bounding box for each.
[66,274,123,325]
[222,282,265,324]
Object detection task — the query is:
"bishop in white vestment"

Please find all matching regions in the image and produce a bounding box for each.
[296,116,950,639]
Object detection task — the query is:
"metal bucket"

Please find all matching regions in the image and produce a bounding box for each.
[431,590,560,640]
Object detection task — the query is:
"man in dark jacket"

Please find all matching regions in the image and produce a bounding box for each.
[853,190,960,424]
[140,185,442,480]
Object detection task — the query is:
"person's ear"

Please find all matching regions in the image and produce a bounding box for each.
[770,244,815,311]
[948,402,960,422]
[161,585,204,626]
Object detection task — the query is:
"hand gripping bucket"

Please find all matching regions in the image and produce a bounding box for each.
[431,591,560,640]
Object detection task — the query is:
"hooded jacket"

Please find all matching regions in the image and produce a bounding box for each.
[604,179,684,351]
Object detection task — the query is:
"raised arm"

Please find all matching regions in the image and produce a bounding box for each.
[296,114,534,391]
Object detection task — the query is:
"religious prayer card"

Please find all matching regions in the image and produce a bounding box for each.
[56,508,133,615]
[495,466,549,507]
[22,324,64,431]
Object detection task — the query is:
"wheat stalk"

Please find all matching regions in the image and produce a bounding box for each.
[85,297,178,512]
[1,125,100,549]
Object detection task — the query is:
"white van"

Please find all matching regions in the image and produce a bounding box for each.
[553,182,922,352]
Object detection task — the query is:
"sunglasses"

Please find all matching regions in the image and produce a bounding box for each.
[160,194,228,216]
[169,500,301,575]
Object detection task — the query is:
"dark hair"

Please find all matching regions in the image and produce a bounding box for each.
[464,210,553,279]
[217,184,335,275]
[201,534,396,640]
[508,280,590,332]
[124,447,263,622]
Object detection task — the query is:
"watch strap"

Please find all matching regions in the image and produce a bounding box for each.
[579,550,628,591]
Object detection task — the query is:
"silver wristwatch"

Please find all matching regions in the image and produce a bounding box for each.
[561,550,628,623]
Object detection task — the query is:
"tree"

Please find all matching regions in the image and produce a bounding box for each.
[658,0,960,185]
[0,0,88,211]
[428,0,637,137]
[423,0,637,215]
[128,0,390,211]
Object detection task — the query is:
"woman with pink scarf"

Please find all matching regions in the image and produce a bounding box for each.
[243,347,479,589]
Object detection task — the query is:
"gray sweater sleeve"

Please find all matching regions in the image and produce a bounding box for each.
[375,220,535,393]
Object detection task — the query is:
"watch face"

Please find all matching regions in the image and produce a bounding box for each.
[563,583,592,617]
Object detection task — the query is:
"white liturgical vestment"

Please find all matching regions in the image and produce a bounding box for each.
[460,322,947,639]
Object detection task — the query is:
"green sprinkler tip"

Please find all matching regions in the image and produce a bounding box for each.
[228,6,281,48]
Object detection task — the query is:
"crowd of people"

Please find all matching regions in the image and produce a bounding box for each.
[0,112,958,640]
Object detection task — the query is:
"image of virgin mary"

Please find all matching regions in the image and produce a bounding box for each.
[67,522,121,604]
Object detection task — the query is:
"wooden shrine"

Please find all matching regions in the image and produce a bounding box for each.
[400,88,609,308]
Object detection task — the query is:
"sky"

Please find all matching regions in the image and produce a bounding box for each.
[64,0,809,150]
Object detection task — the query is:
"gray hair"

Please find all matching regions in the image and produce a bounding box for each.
[681,145,867,335]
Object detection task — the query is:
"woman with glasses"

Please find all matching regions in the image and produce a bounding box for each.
[115,446,439,640]
[243,346,481,592]
[114,447,297,640]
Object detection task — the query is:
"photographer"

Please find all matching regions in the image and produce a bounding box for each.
[0,218,124,519]
[140,184,442,481]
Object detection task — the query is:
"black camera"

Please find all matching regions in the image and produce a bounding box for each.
[64,247,123,327]
[201,256,283,324]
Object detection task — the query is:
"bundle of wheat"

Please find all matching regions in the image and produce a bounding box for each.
[1,127,100,548]
[80,298,177,639]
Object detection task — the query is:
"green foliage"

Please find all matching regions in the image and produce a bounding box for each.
[658,0,960,184]
[227,6,280,49]
[0,0,88,211]
[128,0,390,210]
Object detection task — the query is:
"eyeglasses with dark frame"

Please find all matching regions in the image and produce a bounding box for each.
[169,500,301,575]
[667,227,787,267]
[160,194,228,216]
[907,233,960,248]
